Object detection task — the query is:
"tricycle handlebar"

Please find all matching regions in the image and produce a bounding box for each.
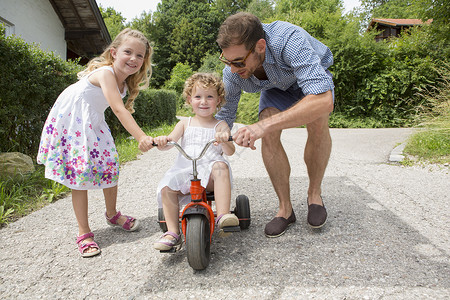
[152,136,233,180]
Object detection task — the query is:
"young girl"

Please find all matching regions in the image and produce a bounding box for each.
[153,73,238,251]
[37,28,154,257]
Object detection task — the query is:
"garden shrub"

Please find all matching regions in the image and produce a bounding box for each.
[0,33,81,157]
[235,92,260,125]
[105,89,178,135]
[328,25,442,126]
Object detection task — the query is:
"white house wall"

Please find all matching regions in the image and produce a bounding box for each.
[0,0,66,59]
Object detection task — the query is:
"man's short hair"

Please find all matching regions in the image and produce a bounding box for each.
[216,12,265,50]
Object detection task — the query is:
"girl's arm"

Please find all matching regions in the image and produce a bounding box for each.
[154,119,185,151]
[92,69,153,151]
[215,121,235,156]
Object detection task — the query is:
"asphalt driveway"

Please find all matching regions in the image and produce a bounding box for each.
[0,127,449,299]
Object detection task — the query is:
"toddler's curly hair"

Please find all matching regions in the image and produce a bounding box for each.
[182,73,226,109]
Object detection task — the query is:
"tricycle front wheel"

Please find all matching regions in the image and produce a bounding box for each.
[186,214,211,270]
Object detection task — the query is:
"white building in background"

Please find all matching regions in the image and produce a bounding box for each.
[0,0,110,62]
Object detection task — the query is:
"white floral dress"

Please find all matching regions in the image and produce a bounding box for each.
[156,117,233,208]
[37,66,125,190]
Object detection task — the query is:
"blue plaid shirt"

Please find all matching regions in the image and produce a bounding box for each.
[216,21,334,128]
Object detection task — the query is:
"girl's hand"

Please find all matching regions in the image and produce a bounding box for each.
[153,136,171,150]
[138,135,154,152]
[214,131,231,145]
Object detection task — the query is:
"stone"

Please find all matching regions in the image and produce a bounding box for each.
[0,152,35,179]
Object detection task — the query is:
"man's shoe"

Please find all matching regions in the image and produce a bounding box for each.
[307,197,327,228]
[264,210,296,238]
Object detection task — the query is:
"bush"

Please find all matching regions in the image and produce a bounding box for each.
[328,25,442,126]
[0,34,81,156]
[105,89,178,135]
[235,92,260,125]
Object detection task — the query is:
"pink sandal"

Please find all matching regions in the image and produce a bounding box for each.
[76,232,101,258]
[105,211,140,232]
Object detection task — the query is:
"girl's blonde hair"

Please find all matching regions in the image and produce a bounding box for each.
[182,73,226,109]
[77,28,153,113]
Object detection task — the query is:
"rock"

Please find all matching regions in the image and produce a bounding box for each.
[0,152,35,179]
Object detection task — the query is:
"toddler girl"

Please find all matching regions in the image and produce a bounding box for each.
[153,73,238,251]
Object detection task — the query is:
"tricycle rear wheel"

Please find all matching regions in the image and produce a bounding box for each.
[157,207,168,232]
[235,194,251,229]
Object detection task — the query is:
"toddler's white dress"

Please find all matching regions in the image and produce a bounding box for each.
[156,117,233,208]
[37,66,125,190]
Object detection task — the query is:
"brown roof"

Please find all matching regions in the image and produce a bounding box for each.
[49,0,111,58]
[368,18,433,29]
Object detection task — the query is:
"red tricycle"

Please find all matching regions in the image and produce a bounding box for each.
[155,137,251,270]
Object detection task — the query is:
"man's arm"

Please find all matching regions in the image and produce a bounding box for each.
[233,90,333,149]
[215,69,242,129]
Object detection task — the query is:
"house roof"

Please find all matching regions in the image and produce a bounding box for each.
[49,0,111,58]
[368,18,433,29]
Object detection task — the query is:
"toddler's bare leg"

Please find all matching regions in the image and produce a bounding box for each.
[207,162,231,216]
[160,186,181,237]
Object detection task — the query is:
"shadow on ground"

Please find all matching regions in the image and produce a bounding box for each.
[138,176,449,296]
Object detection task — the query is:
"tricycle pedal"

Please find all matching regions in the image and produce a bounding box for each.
[222,226,241,233]
[159,243,182,253]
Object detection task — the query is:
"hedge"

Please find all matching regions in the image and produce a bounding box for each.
[0,32,177,157]
[0,33,81,157]
[105,89,178,135]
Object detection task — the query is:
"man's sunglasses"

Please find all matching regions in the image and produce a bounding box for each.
[219,45,255,68]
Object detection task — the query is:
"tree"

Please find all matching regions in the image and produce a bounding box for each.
[272,0,344,40]
[150,0,226,87]
[246,0,275,20]
[99,6,126,40]
[129,11,155,41]
[214,0,253,16]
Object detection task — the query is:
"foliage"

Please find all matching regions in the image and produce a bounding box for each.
[404,128,450,164]
[115,123,177,164]
[99,6,126,40]
[105,89,178,136]
[403,63,449,164]
[164,63,194,95]
[149,0,223,87]
[163,63,194,109]
[149,0,253,87]
[198,53,225,75]
[271,0,344,40]
[128,10,155,40]
[0,167,68,226]
[0,34,81,156]
[246,0,275,19]
[235,93,260,125]
[361,0,422,19]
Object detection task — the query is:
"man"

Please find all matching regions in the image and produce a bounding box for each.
[215,12,334,238]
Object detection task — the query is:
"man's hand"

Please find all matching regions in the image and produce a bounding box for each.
[233,122,265,150]
[138,135,154,152]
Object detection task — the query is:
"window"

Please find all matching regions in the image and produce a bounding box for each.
[0,17,15,37]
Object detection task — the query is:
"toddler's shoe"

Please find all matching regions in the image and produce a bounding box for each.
[216,213,239,237]
[154,231,182,251]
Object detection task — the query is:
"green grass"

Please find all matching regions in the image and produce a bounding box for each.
[404,128,450,164]
[403,108,450,165]
[403,65,449,165]
[0,123,175,226]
